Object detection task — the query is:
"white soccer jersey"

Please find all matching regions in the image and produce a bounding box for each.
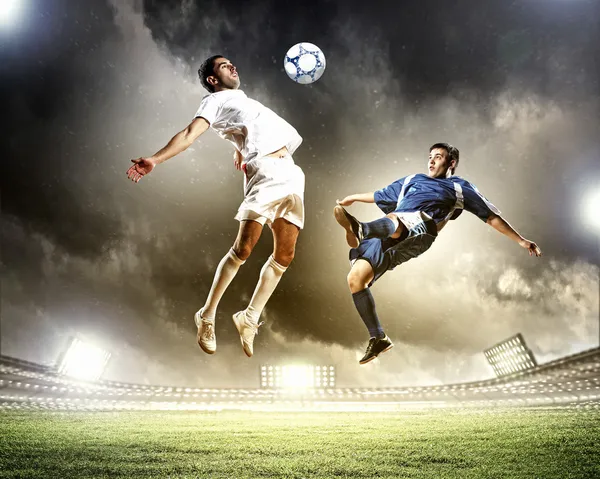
[194,89,303,163]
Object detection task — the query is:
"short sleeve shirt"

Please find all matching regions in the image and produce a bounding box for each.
[195,90,303,163]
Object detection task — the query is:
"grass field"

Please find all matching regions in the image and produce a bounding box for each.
[1,408,599,478]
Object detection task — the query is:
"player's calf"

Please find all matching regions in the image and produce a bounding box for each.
[362,216,398,239]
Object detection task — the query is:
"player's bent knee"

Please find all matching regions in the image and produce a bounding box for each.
[385,213,400,226]
[233,242,255,261]
[386,214,402,230]
[347,271,368,293]
[274,248,295,267]
[387,214,406,239]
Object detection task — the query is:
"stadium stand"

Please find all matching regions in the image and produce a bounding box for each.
[1,348,599,411]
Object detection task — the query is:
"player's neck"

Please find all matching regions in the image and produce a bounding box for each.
[214,86,240,93]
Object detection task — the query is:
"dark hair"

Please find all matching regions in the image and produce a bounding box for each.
[198,55,224,93]
[430,142,460,172]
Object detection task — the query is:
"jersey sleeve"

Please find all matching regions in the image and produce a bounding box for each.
[194,94,221,125]
[461,181,501,222]
[374,177,406,214]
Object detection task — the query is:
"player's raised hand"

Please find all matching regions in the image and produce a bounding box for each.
[519,239,542,257]
[127,157,156,183]
[233,150,243,171]
[337,196,355,207]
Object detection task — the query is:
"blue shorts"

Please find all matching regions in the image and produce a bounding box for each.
[349,219,437,286]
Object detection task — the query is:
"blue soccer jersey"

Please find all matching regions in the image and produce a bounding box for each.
[374,173,500,223]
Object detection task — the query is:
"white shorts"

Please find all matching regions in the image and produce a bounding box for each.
[235,153,305,229]
[391,211,433,231]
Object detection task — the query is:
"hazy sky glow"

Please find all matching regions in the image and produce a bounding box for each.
[2,0,599,388]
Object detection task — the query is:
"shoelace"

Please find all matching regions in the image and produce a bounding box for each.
[244,318,265,337]
[201,319,215,340]
[365,338,377,353]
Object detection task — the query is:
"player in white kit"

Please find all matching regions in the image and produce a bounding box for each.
[127,55,305,358]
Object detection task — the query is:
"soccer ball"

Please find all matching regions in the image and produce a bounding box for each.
[284,43,326,84]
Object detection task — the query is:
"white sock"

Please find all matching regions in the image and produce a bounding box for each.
[202,248,245,320]
[245,255,287,323]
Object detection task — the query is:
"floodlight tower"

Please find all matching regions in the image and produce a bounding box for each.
[484,333,537,377]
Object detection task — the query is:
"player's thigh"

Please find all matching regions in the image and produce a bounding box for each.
[271,217,300,252]
[233,220,263,257]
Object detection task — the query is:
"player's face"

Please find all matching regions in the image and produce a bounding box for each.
[427,148,452,178]
[212,58,240,90]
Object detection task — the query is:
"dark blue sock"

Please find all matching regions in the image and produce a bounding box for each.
[362,217,396,239]
[352,288,385,339]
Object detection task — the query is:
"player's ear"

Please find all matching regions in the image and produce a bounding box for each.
[207,75,218,87]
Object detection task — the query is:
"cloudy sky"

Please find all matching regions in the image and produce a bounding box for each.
[2,0,599,388]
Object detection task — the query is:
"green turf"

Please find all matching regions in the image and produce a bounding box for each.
[0,408,599,478]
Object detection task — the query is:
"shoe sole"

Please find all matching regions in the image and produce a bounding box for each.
[233,312,253,358]
[195,311,216,355]
[333,206,360,248]
[359,343,394,365]
[198,339,216,355]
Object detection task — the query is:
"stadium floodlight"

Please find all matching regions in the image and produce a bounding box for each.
[281,366,313,389]
[579,186,600,345]
[581,187,600,232]
[580,186,600,347]
[484,333,537,378]
[0,0,23,26]
[58,338,111,381]
[259,365,336,389]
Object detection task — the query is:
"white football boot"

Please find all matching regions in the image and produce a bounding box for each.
[232,310,263,357]
[195,308,216,354]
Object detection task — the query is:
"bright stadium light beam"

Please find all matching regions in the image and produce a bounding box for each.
[281,366,314,389]
[259,364,336,389]
[582,187,600,232]
[0,0,24,26]
[580,185,600,346]
[58,338,111,381]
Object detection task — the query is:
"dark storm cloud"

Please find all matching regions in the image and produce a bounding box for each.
[2,0,598,387]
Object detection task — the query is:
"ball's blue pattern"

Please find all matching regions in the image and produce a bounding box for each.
[284,43,325,84]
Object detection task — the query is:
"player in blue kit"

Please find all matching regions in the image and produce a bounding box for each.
[334,143,542,364]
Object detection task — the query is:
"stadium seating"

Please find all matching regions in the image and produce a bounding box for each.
[1,348,599,411]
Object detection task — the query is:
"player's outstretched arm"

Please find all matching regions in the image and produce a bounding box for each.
[337,193,375,206]
[126,117,210,183]
[486,214,542,257]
